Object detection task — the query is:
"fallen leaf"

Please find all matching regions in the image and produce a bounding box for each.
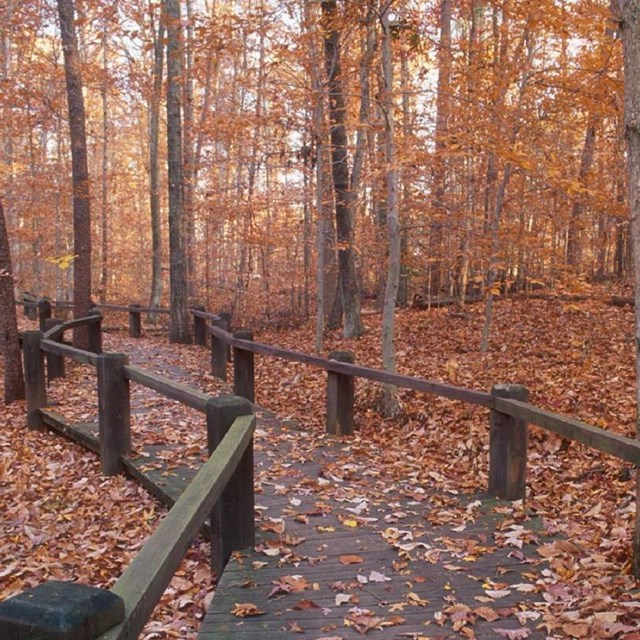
[494,628,530,639]
[368,570,391,582]
[230,603,266,617]
[339,554,364,565]
[293,599,321,610]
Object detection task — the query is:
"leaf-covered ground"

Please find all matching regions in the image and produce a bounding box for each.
[2,295,640,638]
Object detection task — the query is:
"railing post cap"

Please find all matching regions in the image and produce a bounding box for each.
[205,394,253,413]
[23,329,44,338]
[491,383,529,401]
[328,350,355,363]
[0,581,125,640]
[129,303,142,309]
[234,329,253,340]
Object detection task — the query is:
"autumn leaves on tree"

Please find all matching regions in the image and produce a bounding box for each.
[2,0,634,343]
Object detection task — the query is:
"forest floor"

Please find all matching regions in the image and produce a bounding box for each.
[2,289,640,638]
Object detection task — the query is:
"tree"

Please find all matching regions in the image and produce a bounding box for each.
[321,0,363,339]
[57,0,92,347]
[380,1,401,416]
[165,0,191,343]
[617,0,640,578]
[430,0,452,297]
[149,5,165,314]
[0,198,24,404]
[566,117,597,270]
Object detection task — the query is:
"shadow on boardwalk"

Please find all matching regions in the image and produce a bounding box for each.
[47,333,550,639]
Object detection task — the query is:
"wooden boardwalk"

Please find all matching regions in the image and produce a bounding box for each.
[44,336,550,639]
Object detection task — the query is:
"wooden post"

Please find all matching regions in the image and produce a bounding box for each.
[22,331,46,430]
[489,384,529,501]
[219,312,232,362]
[44,318,65,383]
[326,351,355,436]
[0,581,125,640]
[128,304,142,338]
[210,318,228,382]
[37,298,52,331]
[97,353,131,475]
[233,330,254,403]
[193,305,207,346]
[205,395,254,576]
[87,309,103,354]
[23,293,37,320]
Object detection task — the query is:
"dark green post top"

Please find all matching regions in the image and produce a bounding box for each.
[0,581,124,640]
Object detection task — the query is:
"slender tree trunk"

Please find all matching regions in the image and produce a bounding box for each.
[1,0,14,173]
[321,0,363,338]
[165,0,191,343]
[618,0,640,578]
[57,0,92,348]
[567,117,597,270]
[480,164,513,352]
[458,0,481,309]
[99,18,109,303]
[430,0,452,296]
[0,198,24,403]
[149,9,165,314]
[380,4,401,416]
[398,40,412,307]
[183,0,196,302]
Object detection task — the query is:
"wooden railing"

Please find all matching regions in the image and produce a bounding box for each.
[206,323,640,498]
[100,412,255,640]
[9,295,640,636]
[5,311,255,639]
[21,295,640,482]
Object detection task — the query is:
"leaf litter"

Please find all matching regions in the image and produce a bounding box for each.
[2,295,640,638]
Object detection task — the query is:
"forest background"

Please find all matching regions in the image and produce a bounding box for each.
[6,1,640,634]
[0,0,627,338]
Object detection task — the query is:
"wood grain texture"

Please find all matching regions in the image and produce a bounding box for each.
[100,415,255,640]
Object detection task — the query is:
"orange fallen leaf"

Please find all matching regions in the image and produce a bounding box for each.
[230,602,266,617]
[339,554,363,564]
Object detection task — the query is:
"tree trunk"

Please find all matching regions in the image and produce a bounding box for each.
[321,0,363,338]
[99,17,109,303]
[183,0,196,302]
[57,0,92,348]
[149,9,165,314]
[618,0,640,578]
[458,0,481,309]
[566,118,597,270]
[430,0,452,296]
[0,199,24,403]
[480,164,513,352]
[165,0,191,343]
[380,4,401,417]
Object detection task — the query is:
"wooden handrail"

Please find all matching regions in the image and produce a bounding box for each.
[40,339,99,367]
[43,314,102,341]
[123,365,210,413]
[98,414,255,640]
[209,324,640,467]
[192,308,221,321]
[209,325,494,408]
[495,397,640,465]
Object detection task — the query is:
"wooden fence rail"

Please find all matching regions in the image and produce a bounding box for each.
[5,310,257,640]
[21,296,640,484]
[100,412,255,640]
[206,319,640,497]
[9,296,640,638]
